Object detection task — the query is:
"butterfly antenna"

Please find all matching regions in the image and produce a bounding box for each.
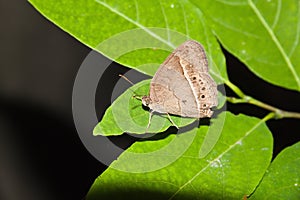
[119,74,134,86]
[119,74,143,101]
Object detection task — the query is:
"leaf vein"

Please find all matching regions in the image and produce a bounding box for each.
[197,9,214,69]
[134,0,140,22]
[94,0,176,49]
[289,0,300,57]
[271,0,281,30]
[159,1,171,42]
[215,0,248,6]
[209,16,261,39]
[135,180,180,188]
[179,0,190,39]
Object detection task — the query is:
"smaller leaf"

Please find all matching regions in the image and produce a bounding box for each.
[93,80,195,136]
[250,142,300,200]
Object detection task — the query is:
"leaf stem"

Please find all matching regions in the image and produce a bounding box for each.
[262,112,276,122]
[225,81,300,120]
[224,80,245,98]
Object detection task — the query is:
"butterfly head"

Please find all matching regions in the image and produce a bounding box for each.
[141,96,152,107]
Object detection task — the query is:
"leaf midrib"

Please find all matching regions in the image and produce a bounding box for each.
[248,0,300,90]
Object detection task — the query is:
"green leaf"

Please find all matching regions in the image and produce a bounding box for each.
[191,0,300,91]
[94,78,226,136]
[28,0,227,83]
[93,79,195,135]
[88,112,273,199]
[250,142,300,200]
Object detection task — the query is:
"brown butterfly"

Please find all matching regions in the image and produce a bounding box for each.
[142,40,218,128]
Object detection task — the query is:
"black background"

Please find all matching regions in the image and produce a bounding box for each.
[1,1,299,200]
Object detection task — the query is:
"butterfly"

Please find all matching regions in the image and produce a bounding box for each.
[141,40,218,128]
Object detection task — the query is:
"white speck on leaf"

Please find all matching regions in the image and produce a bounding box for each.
[261,147,269,151]
[211,159,222,168]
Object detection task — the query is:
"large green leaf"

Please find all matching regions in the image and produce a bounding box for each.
[28,0,227,83]
[88,112,273,199]
[191,0,300,91]
[250,142,300,200]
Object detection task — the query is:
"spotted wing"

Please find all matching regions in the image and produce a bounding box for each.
[149,40,217,118]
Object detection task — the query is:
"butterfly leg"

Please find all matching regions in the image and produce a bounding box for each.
[166,113,179,129]
[145,110,154,133]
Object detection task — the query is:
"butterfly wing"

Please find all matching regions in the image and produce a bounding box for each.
[149,54,200,117]
[148,40,218,118]
[174,40,209,73]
